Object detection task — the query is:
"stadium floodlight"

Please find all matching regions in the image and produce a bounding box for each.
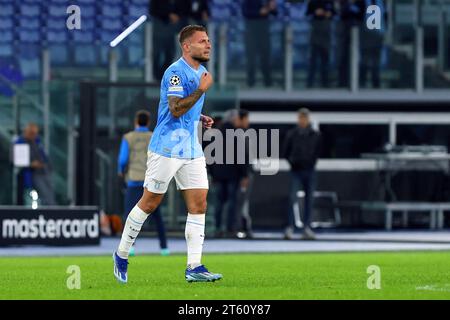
[110,15,147,48]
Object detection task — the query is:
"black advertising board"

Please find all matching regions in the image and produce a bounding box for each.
[0,206,100,246]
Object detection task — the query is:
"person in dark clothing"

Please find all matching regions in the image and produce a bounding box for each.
[118,110,169,256]
[336,0,366,87]
[189,0,209,26]
[14,123,56,206]
[242,0,277,88]
[360,0,386,88]
[283,108,321,240]
[233,110,254,239]
[150,0,190,80]
[209,109,251,238]
[306,0,336,88]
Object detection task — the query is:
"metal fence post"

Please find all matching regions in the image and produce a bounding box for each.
[284,23,293,92]
[350,26,359,93]
[438,10,447,72]
[42,49,50,154]
[386,0,394,45]
[389,119,396,145]
[108,49,118,137]
[67,82,76,205]
[207,22,216,75]
[415,26,424,93]
[144,21,154,83]
[219,23,227,87]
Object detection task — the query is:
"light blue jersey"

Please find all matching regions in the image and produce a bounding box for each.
[149,57,207,159]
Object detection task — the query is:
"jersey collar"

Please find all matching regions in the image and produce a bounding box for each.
[180,57,202,74]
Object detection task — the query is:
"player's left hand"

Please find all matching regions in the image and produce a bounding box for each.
[200,114,214,129]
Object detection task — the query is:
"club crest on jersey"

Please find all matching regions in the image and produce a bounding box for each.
[152,178,165,190]
[169,75,181,86]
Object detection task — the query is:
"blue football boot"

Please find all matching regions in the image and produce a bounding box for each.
[185,265,223,282]
[113,252,128,284]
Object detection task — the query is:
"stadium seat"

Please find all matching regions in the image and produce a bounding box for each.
[20,4,41,17]
[46,17,67,30]
[48,4,67,18]
[19,30,41,44]
[0,17,14,30]
[49,45,69,65]
[47,30,68,44]
[101,4,123,18]
[98,30,117,44]
[127,45,143,67]
[71,29,98,66]
[125,29,144,66]
[100,18,123,32]
[128,4,148,19]
[0,30,13,43]
[81,18,97,30]
[80,5,97,18]
[0,4,14,17]
[73,30,95,43]
[0,57,23,97]
[77,0,95,3]
[131,0,148,5]
[0,44,13,57]
[126,29,143,45]
[19,17,40,29]
[17,44,41,78]
[74,44,97,66]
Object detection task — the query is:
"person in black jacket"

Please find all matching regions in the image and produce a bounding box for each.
[149,0,190,80]
[282,108,321,240]
[360,0,386,88]
[242,0,277,88]
[209,109,251,238]
[306,0,336,88]
[336,0,366,87]
[189,0,209,26]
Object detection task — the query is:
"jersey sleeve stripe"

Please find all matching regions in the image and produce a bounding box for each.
[167,93,184,98]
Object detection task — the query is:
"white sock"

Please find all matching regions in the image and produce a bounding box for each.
[185,213,206,269]
[117,205,149,259]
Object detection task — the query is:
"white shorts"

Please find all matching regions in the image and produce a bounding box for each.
[143,151,209,194]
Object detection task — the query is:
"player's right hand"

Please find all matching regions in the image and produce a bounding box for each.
[199,72,213,92]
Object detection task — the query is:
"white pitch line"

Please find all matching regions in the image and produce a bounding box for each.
[110,15,147,48]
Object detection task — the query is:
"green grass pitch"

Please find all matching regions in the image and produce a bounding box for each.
[1,251,450,299]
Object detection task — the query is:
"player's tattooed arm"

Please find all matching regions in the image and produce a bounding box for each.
[168,89,204,118]
[168,72,213,118]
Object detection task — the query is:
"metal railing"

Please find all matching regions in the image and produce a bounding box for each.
[95,148,112,212]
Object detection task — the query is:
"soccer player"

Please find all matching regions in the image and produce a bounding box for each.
[113,25,222,283]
